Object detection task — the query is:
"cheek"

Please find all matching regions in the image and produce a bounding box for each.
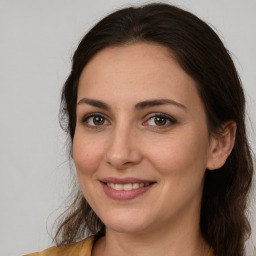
[144,130,209,178]
[73,133,105,177]
[72,134,106,205]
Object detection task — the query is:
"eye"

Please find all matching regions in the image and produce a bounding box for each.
[82,113,110,128]
[144,113,176,128]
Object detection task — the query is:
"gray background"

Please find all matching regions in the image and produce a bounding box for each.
[0,0,255,255]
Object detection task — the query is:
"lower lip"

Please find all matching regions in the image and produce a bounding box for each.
[102,183,155,200]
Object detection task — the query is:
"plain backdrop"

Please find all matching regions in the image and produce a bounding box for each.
[0,0,255,255]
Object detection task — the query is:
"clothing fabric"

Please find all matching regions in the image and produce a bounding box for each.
[24,236,214,256]
[24,236,94,256]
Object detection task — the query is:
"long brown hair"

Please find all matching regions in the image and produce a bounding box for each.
[54,3,254,256]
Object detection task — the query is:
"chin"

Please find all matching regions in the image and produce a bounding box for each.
[101,211,152,234]
[106,222,149,234]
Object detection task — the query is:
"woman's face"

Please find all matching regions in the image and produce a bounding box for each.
[73,43,216,234]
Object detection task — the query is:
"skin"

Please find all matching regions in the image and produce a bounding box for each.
[73,43,236,256]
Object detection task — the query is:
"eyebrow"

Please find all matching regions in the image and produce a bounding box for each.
[77,98,110,110]
[134,99,187,110]
[77,98,187,111]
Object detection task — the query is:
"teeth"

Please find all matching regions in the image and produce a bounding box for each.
[115,184,123,190]
[106,182,150,190]
[123,184,133,190]
[133,183,139,189]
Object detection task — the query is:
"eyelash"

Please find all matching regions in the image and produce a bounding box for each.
[143,113,177,129]
[81,112,177,129]
[81,113,110,129]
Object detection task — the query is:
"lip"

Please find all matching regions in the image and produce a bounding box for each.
[100,177,156,200]
[101,177,155,184]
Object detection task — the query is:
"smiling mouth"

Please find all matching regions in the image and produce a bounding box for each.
[100,179,156,200]
[105,182,152,191]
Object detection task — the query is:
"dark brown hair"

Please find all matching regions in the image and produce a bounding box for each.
[55,3,254,256]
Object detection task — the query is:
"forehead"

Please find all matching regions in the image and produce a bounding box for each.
[77,42,201,111]
[79,43,179,87]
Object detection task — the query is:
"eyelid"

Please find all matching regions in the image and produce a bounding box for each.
[80,112,176,129]
[81,112,111,127]
[81,112,105,121]
[143,112,177,128]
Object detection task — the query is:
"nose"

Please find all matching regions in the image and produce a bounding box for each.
[104,124,142,170]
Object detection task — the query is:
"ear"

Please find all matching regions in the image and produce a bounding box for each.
[206,121,237,170]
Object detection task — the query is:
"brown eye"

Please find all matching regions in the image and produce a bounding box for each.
[144,113,177,128]
[82,114,109,127]
[93,116,105,125]
[154,116,167,126]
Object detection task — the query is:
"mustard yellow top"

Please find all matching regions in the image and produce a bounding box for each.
[25,236,214,256]
[24,236,94,256]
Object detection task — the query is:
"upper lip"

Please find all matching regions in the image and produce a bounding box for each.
[100,177,156,184]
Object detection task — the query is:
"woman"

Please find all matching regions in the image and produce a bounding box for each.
[26,3,253,256]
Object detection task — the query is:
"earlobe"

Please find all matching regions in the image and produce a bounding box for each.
[206,121,237,170]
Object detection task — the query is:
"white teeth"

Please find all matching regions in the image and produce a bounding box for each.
[106,182,150,190]
[115,184,123,190]
[132,183,140,189]
[123,183,133,190]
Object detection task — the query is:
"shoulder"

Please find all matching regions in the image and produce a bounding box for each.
[24,236,94,256]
